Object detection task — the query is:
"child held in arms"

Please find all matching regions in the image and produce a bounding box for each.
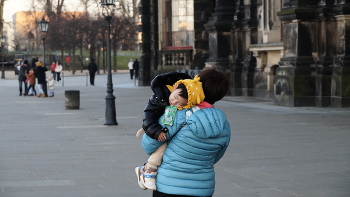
[135,74,205,191]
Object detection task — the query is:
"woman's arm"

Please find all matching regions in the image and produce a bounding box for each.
[142,109,187,155]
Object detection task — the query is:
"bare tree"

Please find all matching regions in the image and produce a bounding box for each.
[0,0,6,35]
[12,32,27,51]
[61,12,85,74]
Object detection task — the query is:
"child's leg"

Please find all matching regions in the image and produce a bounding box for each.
[135,143,167,190]
[146,143,167,170]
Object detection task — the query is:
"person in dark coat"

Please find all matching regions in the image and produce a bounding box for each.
[31,56,38,70]
[88,58,98,86]
[35,61,48,97]
[18,60,30,96]
[133,59,140,79]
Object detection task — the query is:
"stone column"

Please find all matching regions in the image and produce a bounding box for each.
[241,0,261,96]
[139,0,152,86]
[315,1,336,107]
[193,0,215,69]
[204,0,237,70]
[139,0,159,86]
[150,0,159,71]
[230,0,245,96]
[275,0,319,107]
[332,1,350,107]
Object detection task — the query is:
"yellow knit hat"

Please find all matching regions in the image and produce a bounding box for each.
[167,75,205,109]
[36,61,42,66]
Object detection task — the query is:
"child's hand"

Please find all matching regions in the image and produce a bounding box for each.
[157,132,166,141]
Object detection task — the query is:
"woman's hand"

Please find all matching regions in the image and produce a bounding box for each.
[157,132,167,141]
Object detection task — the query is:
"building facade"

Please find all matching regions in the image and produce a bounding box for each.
[138,0,350,108]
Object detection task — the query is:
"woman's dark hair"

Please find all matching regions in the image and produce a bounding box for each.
[176,83,188,100]
[198,67,229,104]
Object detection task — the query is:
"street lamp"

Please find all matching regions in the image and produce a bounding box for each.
[38,17,49,97]
[99,0,118,125]
[1,35,6,79]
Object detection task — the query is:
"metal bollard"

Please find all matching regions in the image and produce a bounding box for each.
[62,72,64,87]
[86,72,88,86]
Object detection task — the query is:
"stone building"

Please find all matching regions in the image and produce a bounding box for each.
[138,0,350,108]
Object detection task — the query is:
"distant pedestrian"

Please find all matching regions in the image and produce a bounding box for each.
[14,61,21,75]
[35,61,48,97]
[31,56,38,69]
[18,60,30,96]
[55,61,63,82]
[25,69,37,96]
[50,61,57,80]
[128,59,134,79]
[133,59,139,80]
[48,75,54,97]
[88,58,98,86]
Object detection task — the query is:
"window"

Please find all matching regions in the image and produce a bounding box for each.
[166,0,194,49]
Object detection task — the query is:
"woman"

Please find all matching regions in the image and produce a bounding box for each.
[18,60,29,96]
[35,61,48,97]
[55,61,63,82]
[128,59,134,79]
[141,67,231,197]
[50,61,57,80]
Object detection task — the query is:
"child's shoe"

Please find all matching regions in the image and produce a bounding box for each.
[135,166,147,190]
[141,169,157,190]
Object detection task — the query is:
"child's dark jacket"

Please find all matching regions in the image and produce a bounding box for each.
[142,72,191,139]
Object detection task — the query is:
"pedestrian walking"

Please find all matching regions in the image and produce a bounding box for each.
[35,61,48,97]
[88,58,98,86]
[50,61,57,80]
[128,59,134,79]
[18,60,30,96]
[133,59,139,80]
[25,69,37,96]
[55,61,63,82]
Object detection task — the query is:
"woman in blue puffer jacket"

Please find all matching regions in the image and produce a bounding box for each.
[142,67,231,197]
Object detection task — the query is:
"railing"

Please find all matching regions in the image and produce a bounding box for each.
[176,67,201,78]
[159,49,193,66]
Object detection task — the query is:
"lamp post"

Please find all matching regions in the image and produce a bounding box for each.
[96,38,101,74]
[1,35,6,79]
[99,0,118,125]
[38,17,49,97]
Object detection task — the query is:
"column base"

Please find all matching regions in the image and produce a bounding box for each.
[274,95,317,107]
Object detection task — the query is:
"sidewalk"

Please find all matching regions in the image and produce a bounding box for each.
[0,73,349,197]
[1,69,129,80]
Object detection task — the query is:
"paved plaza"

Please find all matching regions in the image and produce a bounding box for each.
[0,70,350,197]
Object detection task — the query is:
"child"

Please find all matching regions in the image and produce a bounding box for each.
[135,75,205,190]
[25,69,37,96]
[48,75,54,97]
[50,61,57,80]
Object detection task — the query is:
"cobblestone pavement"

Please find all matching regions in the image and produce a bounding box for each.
[0,70,349,197]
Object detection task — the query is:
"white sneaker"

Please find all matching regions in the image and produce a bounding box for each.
[135,166,147,190]
[141,170,157,190]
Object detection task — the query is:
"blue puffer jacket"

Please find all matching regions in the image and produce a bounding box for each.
[142,107,231,196]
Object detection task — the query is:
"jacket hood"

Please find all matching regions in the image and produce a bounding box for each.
[187,108,227,138]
